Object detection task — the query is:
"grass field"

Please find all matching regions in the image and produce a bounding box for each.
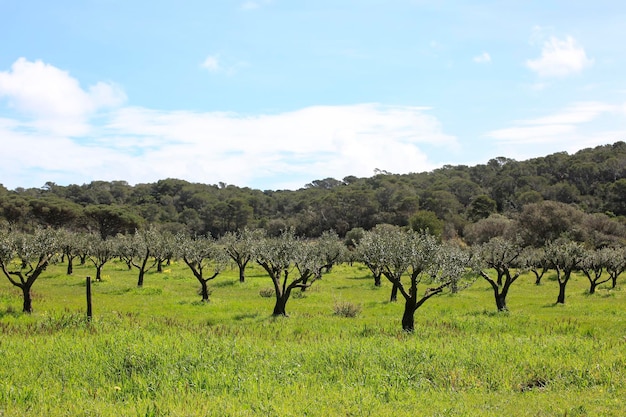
[0,259,624,416]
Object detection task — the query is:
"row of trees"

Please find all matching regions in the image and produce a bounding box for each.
[0,227,344,318]
[2,142,625,239]
[356,225,625,330]
[1,222,624,332]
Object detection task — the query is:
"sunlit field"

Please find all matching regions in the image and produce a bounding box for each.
[1,260,624,416]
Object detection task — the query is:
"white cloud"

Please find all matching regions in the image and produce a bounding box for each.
[488,124,575,143]
[524,102,615,125]
[0,58,125,118]
[100,104,457,188]
[526,36,593,77]
[200,54,248,75]
[473,52,491,63]
[486,101,624,160]
[0,58,458,190]
[201,55,220,72]
[0,58,125,136]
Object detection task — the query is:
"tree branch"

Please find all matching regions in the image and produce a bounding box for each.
[479,270,498,290]
[415,281,451,310]
[0,262,22,287]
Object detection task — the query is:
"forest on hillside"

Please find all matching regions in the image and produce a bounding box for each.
[1,141,625,240]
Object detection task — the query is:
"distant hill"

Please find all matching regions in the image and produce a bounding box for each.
[1,141,625,238]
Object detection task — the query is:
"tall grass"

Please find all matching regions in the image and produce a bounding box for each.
[0,261,624,416]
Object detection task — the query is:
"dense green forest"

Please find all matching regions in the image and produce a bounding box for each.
[2,142,625,239]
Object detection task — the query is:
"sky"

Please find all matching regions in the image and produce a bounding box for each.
[1,0,625,191]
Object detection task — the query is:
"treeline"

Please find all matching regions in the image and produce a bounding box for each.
[1,223,624,332]
[1,142,626,238]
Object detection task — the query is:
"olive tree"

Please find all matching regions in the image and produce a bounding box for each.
[519,246,550,286]
[85,233,117,282]
[355,237,383,287]
[358,226,472,331]
[579,248,612,294]
[599,246,626,289]
[153,231,177,273]
[545,239,585,304]
[177,233,228,302]
[58,229,85,275]
[475,237,525,312]
[315,230,346,274]
[0,227,60,313]
[255,229,325,316]
[127,226,160,287]
[357,224,403,300]
[220,228,265,283]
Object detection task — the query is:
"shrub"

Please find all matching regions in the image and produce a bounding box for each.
[259,287,275,298]
[333,301,361,318]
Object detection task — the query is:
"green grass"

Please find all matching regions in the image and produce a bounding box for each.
[0,260,625,416]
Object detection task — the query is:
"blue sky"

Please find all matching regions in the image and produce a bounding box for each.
[1,0,625,190]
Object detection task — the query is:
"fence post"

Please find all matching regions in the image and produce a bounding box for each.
[86,276,92,321]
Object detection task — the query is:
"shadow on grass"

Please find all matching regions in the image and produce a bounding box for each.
[214,280,237,288]
[99,287,133,295]
[541,302,567,308]
[466,309,510,317]
[347,275,376,281]
[233,312,260,321]
[0,306,20,319]
[334,285,352,290]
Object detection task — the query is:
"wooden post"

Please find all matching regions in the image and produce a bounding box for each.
[86,276,92,321]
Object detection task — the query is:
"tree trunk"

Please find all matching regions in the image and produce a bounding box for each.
[96,265,103,282]
[482,272,508,312]
[272,295,288,316]
[200,280,209,302]
[239,267,245,283]
[157,260,163,273]
[611,275,618,289]
[496,271,504,287]
[495,292,507,311]
[22,286,33,313]
[374,273,381,287]
[556,281,567,304]
[389,282,399,302]
[589,281,597,294]
[137,269,145,287]
[66,257,74,275]
[401,300,416,332]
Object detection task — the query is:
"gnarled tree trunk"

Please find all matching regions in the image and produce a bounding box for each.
[401,299,416,332]
[22,285,33,313]
[556,281,567,304]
